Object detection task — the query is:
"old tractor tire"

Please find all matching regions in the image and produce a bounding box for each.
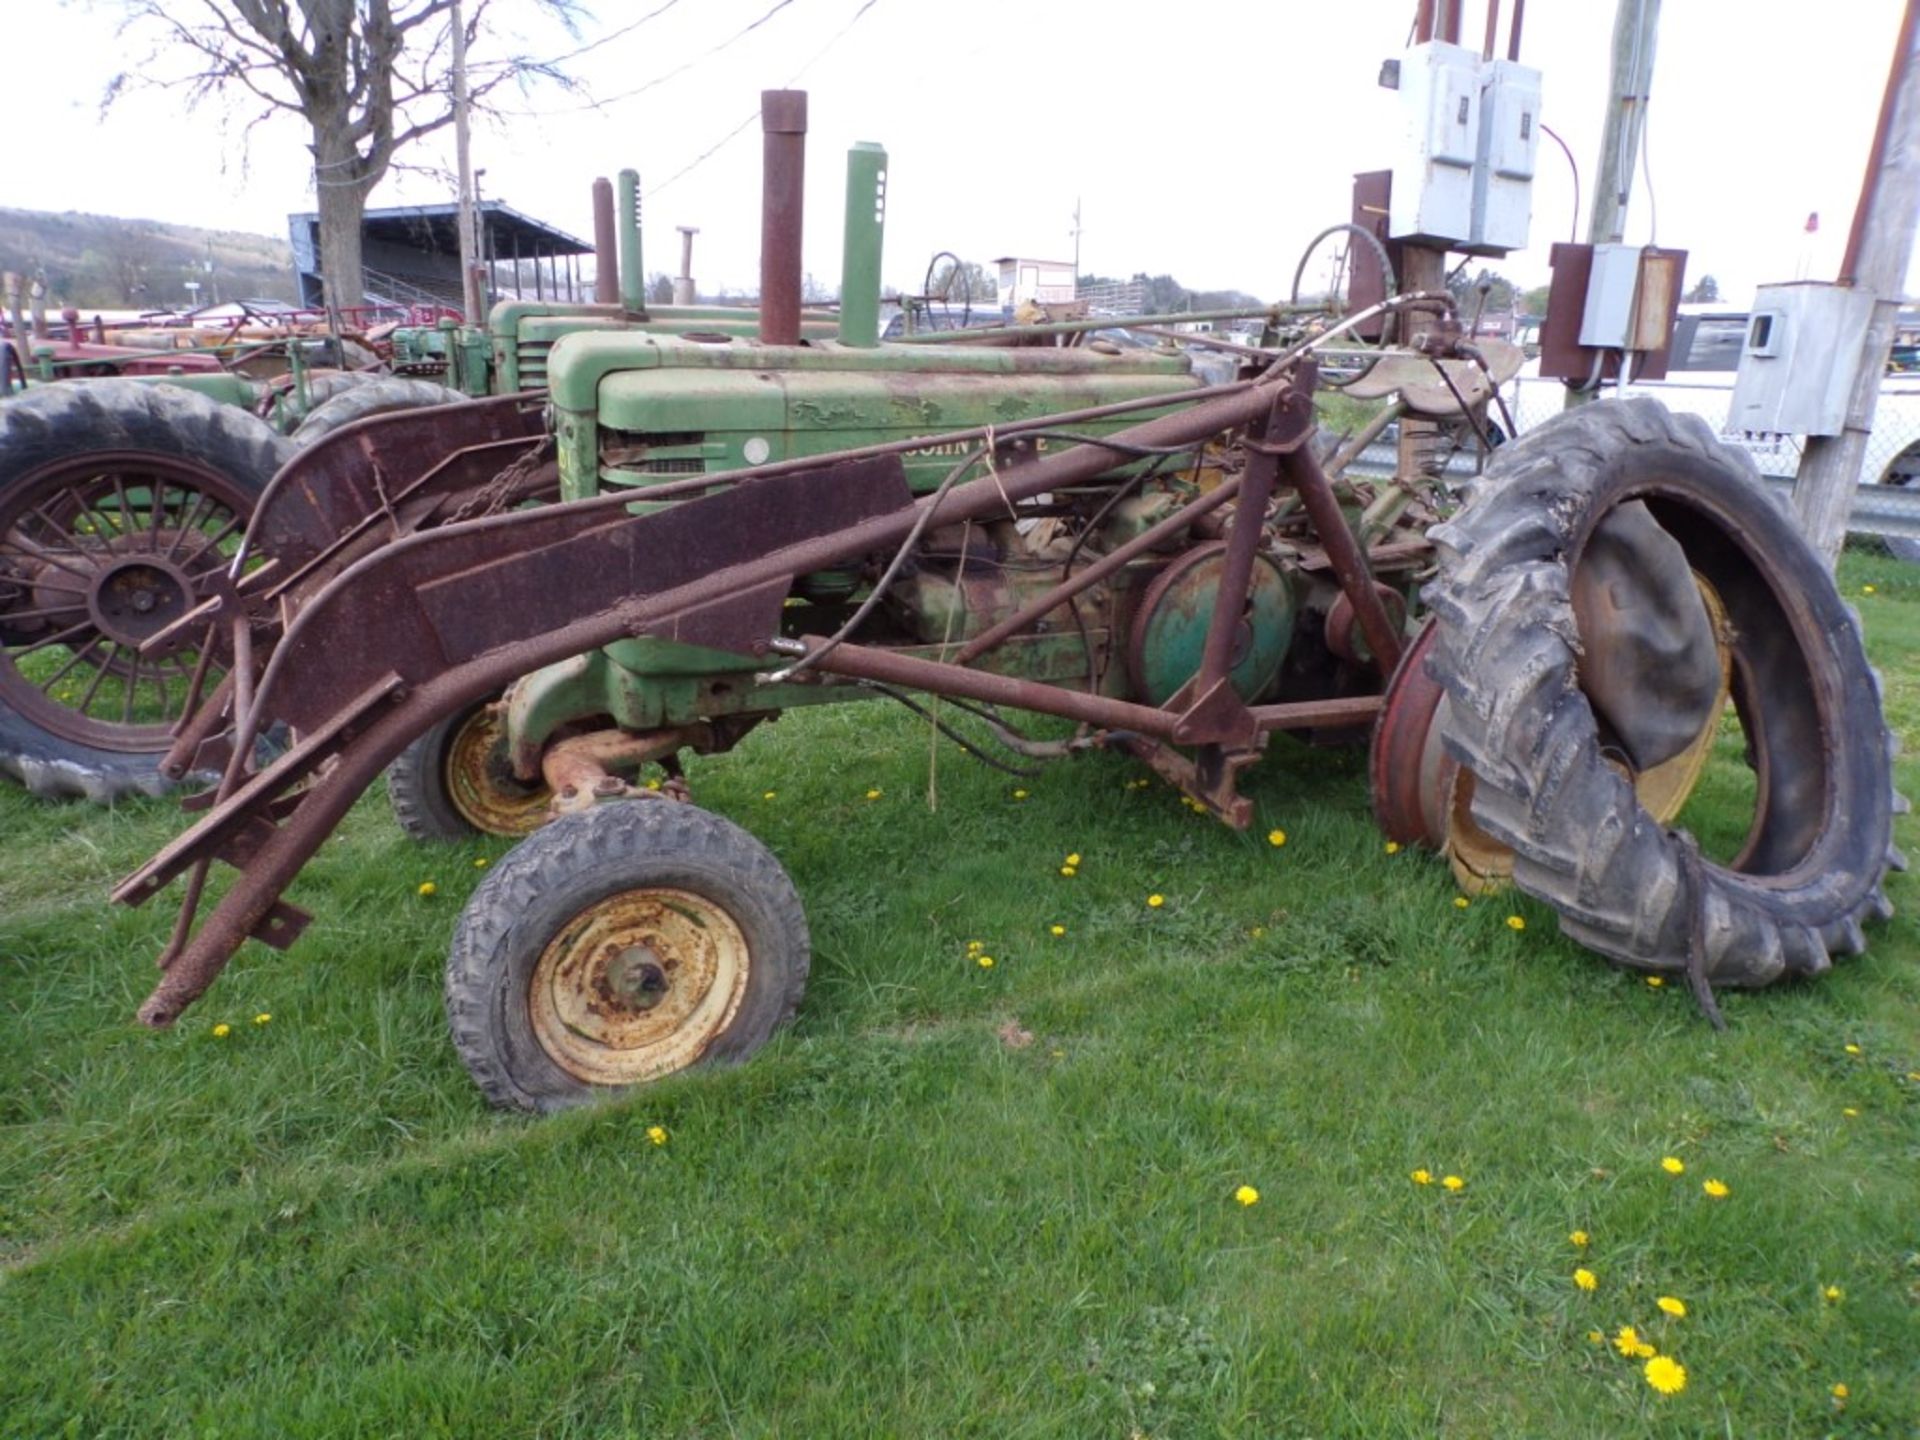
[0,380,291,801]
[1426,397,1899,987]
[289,377,468,447]
[387,700,551,841]
[445,800,810,1113]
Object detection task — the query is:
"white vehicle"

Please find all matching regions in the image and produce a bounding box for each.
[1505,305,1920,497]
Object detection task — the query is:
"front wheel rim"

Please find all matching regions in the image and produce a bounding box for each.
[528,887,751,1087]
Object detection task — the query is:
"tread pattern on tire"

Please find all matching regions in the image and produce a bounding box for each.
[0,380,292,801]
[289,378,467,447]
[1425,397,1899,987]
[386,710,474,842]
[445,800,810,1113]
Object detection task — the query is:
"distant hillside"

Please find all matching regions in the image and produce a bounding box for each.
[0,208,295,311]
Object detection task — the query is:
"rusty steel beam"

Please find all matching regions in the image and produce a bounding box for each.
[1281,437,1405,675]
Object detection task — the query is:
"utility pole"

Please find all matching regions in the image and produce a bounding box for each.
[1567,0,1661,409]
[1794,0,1920,568]
[1070,197,1082,284]
[450,0,483,323]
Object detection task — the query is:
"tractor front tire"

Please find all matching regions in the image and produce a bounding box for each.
[387,701,551,841]
[445,800,810,1113]
[1426,397,1899,986]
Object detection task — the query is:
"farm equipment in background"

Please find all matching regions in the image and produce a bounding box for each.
[97,91,1898,1111]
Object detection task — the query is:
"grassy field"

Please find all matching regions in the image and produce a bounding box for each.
[2,553,1918,1438]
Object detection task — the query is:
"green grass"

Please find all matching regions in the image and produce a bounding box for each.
[2,554,1918,1437]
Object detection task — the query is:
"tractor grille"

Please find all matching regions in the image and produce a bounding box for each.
[602,430,711,484]
[514,340,552,391]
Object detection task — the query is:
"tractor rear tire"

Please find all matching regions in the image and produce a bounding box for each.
[1425,397,1899,986]
[0,380,291,801]
[445,800,810,1113]
[289,378,468,447]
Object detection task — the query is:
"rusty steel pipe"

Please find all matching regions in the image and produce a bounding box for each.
[591,177,619,305]
[794,638,1184,738]
[1508,0,1525,60]
[1280,444,1404,674]
[759,90,808,347]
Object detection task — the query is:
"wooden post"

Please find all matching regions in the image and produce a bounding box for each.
[1792,0,1920,569]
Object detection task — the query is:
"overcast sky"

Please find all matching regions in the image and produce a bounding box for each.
[9,0,1915,307]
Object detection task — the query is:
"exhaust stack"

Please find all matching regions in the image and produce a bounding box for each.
[759,90,807,346]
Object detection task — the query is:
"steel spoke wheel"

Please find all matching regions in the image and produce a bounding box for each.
[446,800,810,1112]
[0,381,290,799]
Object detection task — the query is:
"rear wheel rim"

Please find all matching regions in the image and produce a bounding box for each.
[0,451,253,751]
[528,887,751,1086]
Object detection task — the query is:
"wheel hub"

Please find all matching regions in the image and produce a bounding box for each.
[445,706,552,836]
[85,554,196,647]
[529,887,750,1086]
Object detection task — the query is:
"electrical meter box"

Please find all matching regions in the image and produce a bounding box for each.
[1466,58,1540,255]
[1389,41,1482,246]
[1728,282,1875,436]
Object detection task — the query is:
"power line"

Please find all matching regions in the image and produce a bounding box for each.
[547,0,803,115]
[645,0,882,199]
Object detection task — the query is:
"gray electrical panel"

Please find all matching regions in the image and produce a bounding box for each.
[1728,282,1874,436]
[1467,58,1541,255]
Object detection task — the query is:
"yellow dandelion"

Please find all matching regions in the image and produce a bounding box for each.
[1862,584,1877,595]
[1065,853,1082,866]
[1569,1230,1589,1248]
[1657,1296,1687,1318]
[1013,789,1029,800]
[473,856,489,868]
[1384,841,1401,855]
[1614,1325,1657,1360]
[253,1013,272,1026]
[1060,865,1077,877]
[1574,1268,1597,1292]
[1646,975,1665,988]
[1831,1382,1849,1402]
[1586,1330,1605,1345]
[1908,1071,1920,1083]
[977,955,995,969]
[1453,896,1470,909]
[1441,1174,1465,1192]
[1049,924,1066,937]
[417,881,437,897]
[1702,1178,1730,1198]
[1411,1168,1433,1185]
[1268,829,1287,847]
[865,787,882,800]
[1844,1042,1862,1056]
[212,1023,231,1038]
[966,939,984,953]
[1505,914,1526,931]
[1249,925,1267,938]
[1843,1107,1859,1118]
[1234,1184,1260,1207]
[1661,1156,1686,1175]
[1147,893,1165,909]
[646,1125,668,1146]
[763,790,777,800]
[643,777,662,791]
[1824,1285,1844,1303]
[1643,1355,1686,1395]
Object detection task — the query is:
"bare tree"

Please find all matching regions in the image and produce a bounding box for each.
[103,1,582,312]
